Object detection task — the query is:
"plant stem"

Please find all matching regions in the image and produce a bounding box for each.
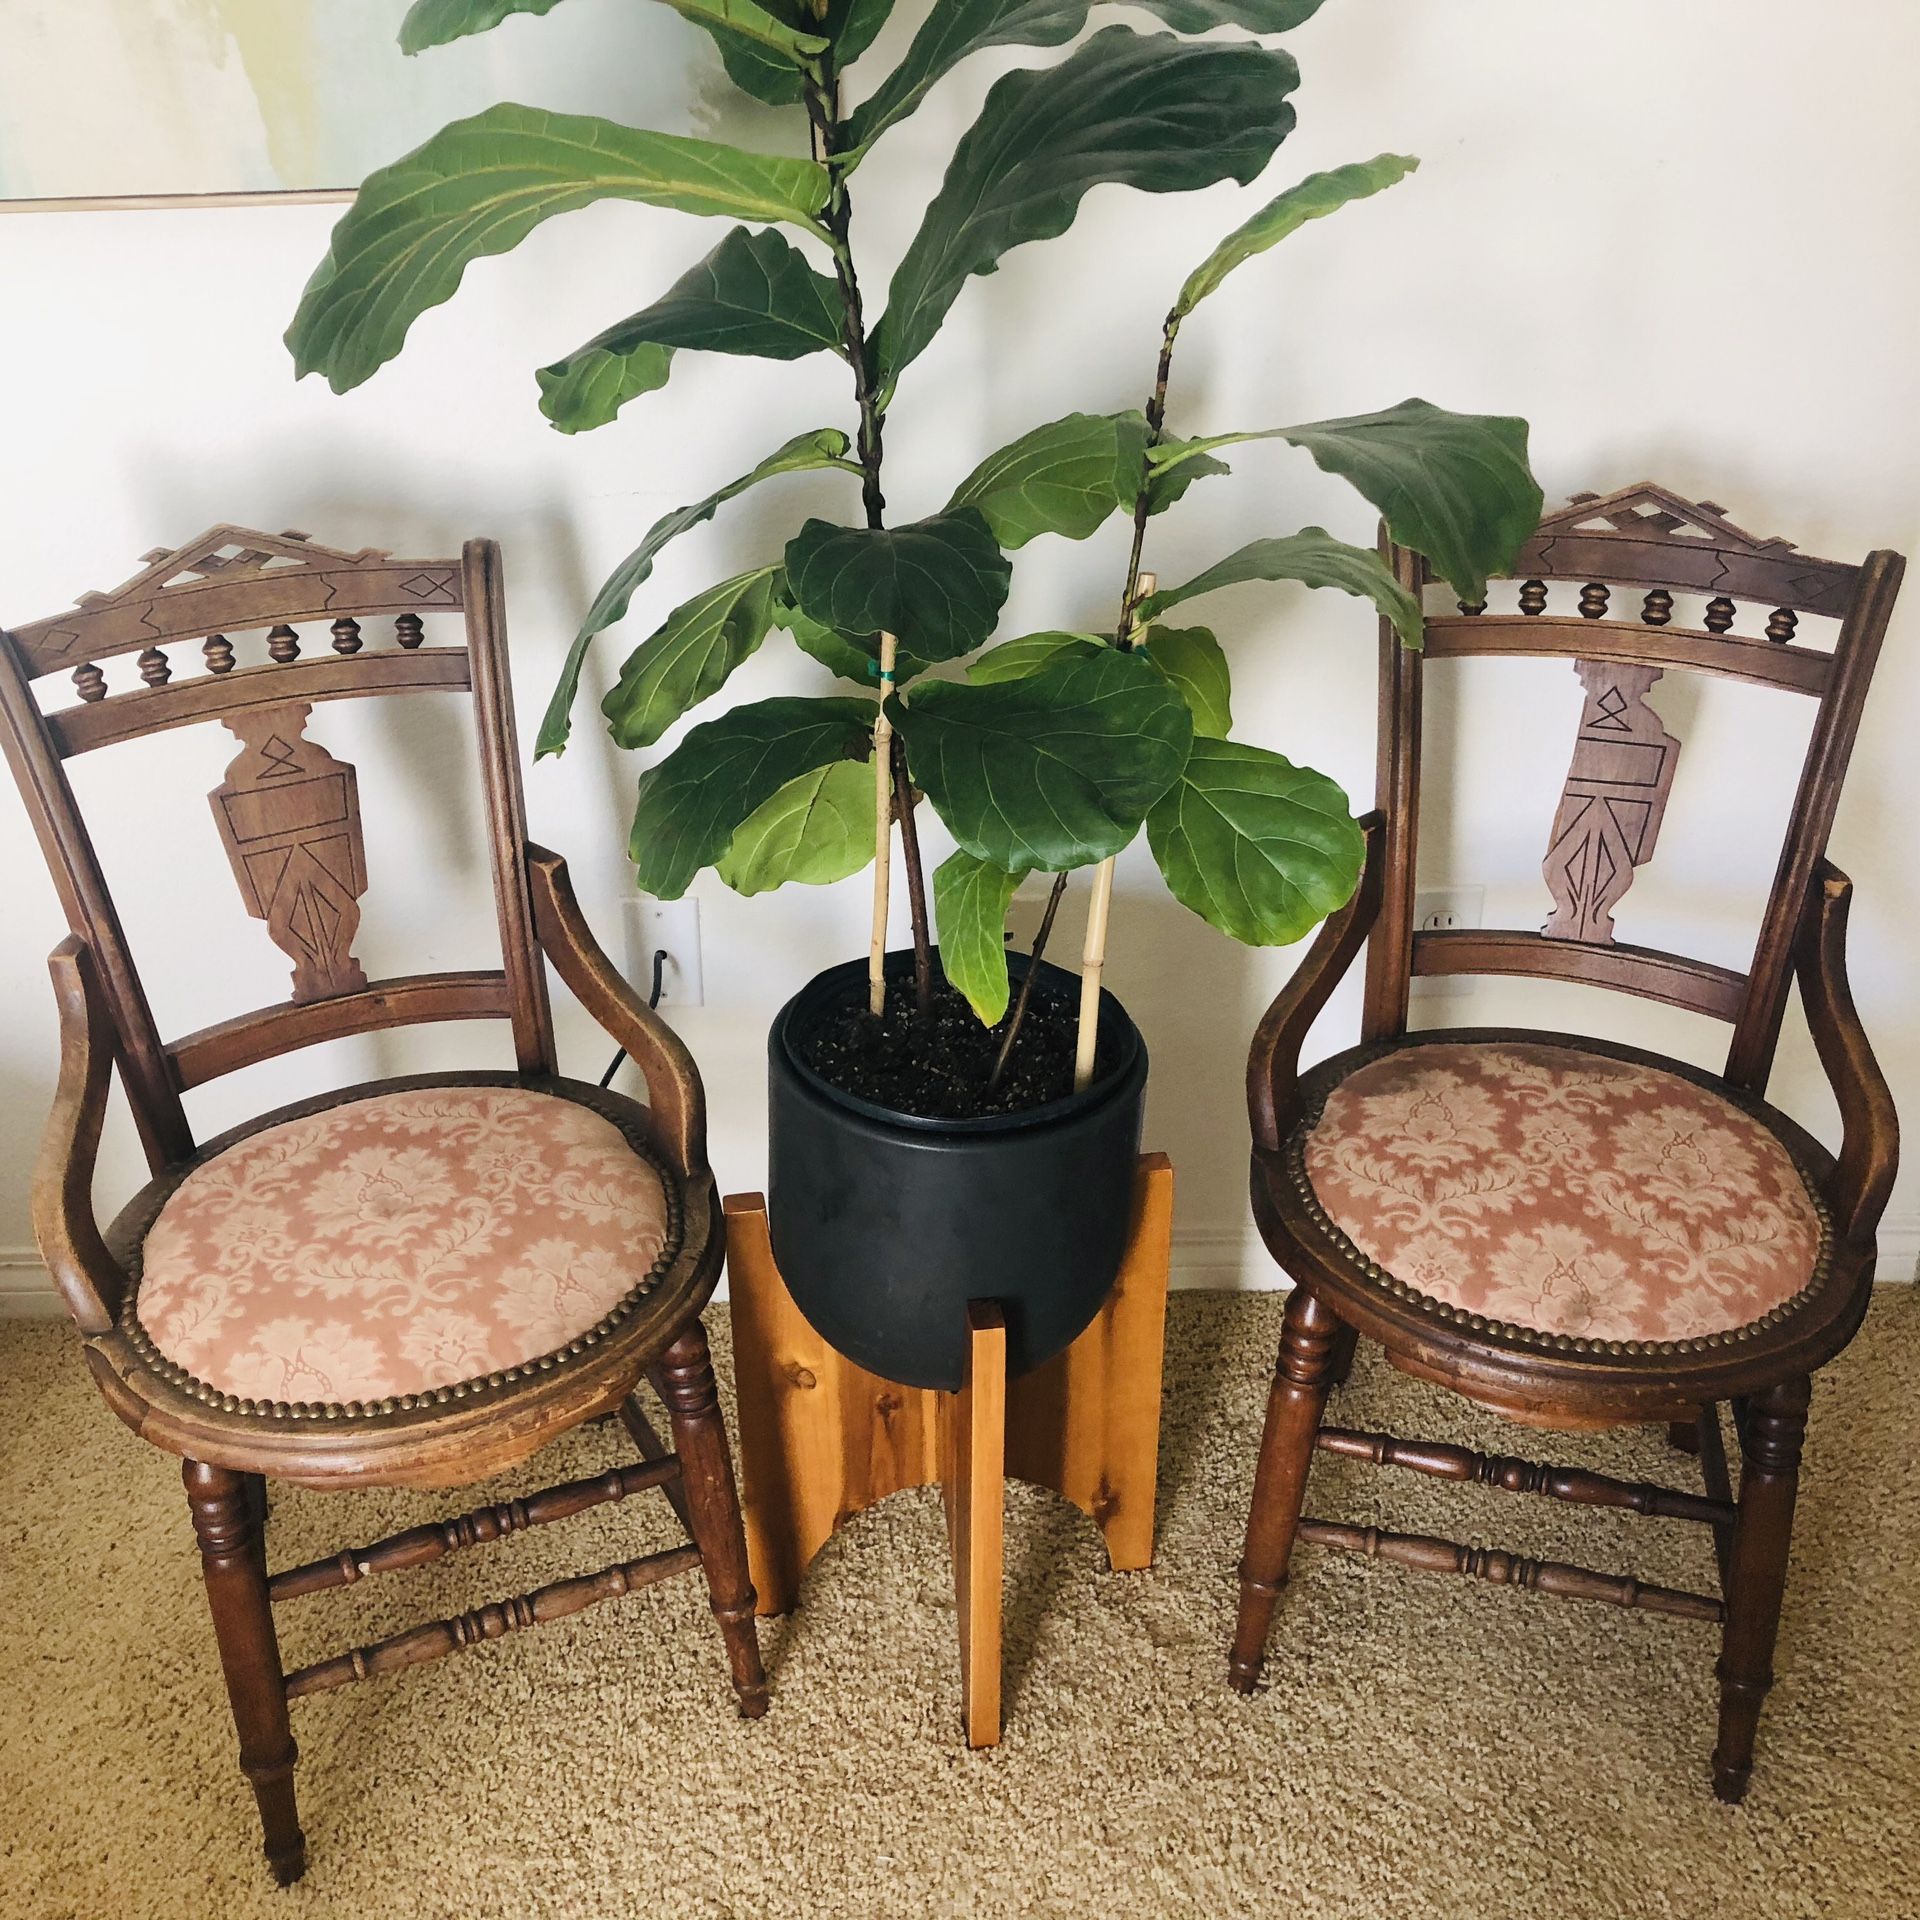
[1114,311,1182,649]
[987,872,1068,1091]
[890,739,934,1012]
[1075,303,1185,1086]
[868,629,897,1016]
[804,65,936,1008]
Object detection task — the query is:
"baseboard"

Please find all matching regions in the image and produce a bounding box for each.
[0,1251,64,1320]
[2,1218,1917,1319]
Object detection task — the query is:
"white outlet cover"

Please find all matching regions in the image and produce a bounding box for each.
[1413,885,1486,934]
[626,897,704,1007]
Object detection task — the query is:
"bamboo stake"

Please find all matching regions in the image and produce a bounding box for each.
[1073,859,1115,1092]
[869,630,899,1017]
[1074,575,1155,1091]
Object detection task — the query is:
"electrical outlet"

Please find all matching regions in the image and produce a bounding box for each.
[1414,886,1485,934]
[625,898,704,1008]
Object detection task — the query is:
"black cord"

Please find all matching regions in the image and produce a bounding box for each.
[598,948,669,1090]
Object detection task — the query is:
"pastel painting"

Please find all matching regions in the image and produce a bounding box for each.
[0,0,700,205]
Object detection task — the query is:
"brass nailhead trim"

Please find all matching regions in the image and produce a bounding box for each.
[117,1079,687,1424]
[1280,1034,1836,1363]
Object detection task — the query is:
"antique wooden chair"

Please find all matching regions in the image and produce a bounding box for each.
[1230,486,1901,1800]
[0,527,767,1885]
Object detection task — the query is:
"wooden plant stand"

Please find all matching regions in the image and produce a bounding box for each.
[724,1153,1173,1747]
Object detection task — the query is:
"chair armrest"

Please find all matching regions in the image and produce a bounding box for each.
[525,845,708,1180]
[34,937,131,1332]
[1795,861,1898,1243]
[1247,813,1385,1152]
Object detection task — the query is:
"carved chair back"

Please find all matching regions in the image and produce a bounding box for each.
[0,527,555,1174]
[1363,484,1903,1093]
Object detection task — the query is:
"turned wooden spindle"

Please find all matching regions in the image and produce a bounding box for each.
[137,647,171,687]
[1766,607,1798,644]
[203,634,236,674]
[1292,1517,1724,1622]
[1518,578,1548,616]
[1640,589,1673,627]
[1313,1426,1732,1525]
[71,662,106,702]
[1704,595,1737,633]
[395,612,425,649]
[1457,598,1487,617]
[282,1545,702,1700]
[1578,582,1610,619]
[330,617,363,656]
[267,624,301,663]
[268,1459,681,1601]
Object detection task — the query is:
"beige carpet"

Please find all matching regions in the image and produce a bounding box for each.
[2,1292,1916,1920]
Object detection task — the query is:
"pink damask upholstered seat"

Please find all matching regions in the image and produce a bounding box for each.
[1299,1041,1825,1347]
[135,1085,673,1408]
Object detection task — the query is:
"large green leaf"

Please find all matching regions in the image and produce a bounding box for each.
[716,760,875,895]
[948,411,1150,548]
[538,227,844,433]
[1174,155,1419,318]
[785,510,1012,665]
[845,0,1321,152]
[892,648,1193,872]
[1145,627,1231,738]
[401,0,826,56]
[934,851,1029,1025]
[400,0,567,52]
[1138,528,1424,646]
[1147,738,1361,945]
[630,696,876,897]
[286,105,831,393]
[537,427,857,758]
[602,567,780,750]
[872,29,1299,389]
[1268,401,1541,604]
[1147,402,1540,605]
[966,631,1104,684]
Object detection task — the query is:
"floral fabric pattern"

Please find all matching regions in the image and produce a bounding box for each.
[1302,1042,1822,1344]
[137,1087,671,1404]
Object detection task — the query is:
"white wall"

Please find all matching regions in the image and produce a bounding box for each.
[4,0,1917,1313]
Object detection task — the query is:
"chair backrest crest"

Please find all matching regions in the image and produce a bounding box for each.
[1,525,555,1172]
[1364,484,1902,1093]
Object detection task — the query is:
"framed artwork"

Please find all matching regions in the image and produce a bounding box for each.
[1,0,701,210]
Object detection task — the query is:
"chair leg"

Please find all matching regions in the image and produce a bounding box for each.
[653,1319,771,1720]
[1229,1285,1343,1694]
[1712,1376,1810,1803]
[1667,1417,1701,1455]
[183,1459,306,1886]
[1327,1320,1361,1387]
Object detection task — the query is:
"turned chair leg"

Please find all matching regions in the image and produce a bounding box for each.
[653,1319,770,1719]
[1326,1320,1360,1388]
[1229,1285,1343,1693]
[183,1459,306,1885]
[1712,1376,1810,1803]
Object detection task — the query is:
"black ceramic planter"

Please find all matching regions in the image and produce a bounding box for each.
[767,949,1149,1392]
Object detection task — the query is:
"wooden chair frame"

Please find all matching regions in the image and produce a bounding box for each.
[2,527,766,1885]
[1230,486,1901,1801]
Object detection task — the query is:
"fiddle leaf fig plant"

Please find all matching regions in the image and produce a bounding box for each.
[286,0,1542,1107]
